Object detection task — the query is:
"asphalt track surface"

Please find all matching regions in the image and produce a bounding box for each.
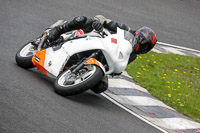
[0,0,199,133]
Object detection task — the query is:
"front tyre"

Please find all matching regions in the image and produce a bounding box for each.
[15,42,37,69]
[54,65,103,96]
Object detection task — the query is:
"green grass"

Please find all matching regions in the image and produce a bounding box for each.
[126,51,200,122]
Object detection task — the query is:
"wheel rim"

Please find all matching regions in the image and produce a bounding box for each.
[58,65,97,87]
[19,43,37,57]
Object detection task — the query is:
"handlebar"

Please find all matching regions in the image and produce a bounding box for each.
[101,31,108,37]
[98,30,108,38]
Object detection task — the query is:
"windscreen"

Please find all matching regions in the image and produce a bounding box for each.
[124,31,137,47]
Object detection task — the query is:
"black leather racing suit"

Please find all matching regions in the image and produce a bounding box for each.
[51,15,137,64]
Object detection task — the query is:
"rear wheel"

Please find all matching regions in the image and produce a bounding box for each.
[91,76,108,93]
[54,65,103,96]
[15,42,37,69]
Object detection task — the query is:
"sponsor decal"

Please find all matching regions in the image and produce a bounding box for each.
[34,55,40,62]
[76,30,84,36]
[48,61,52,66]
[111,38,117,44]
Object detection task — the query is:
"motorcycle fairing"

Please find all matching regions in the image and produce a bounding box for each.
[32,47,69,78]
[32,49,48,76]
[32,28,132,77]
[84,58,106,74]
[62,28,132,74]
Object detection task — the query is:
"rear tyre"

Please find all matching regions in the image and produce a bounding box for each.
[54,65,103,96]
[15,42,37,69]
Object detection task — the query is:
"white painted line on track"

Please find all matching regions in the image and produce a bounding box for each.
[151,48,162,53]
[109,78,149,93]
[122,71,133,79]
[161,47,186,55]
[143,117,200,130]
[124,96,175,110]
[101,93,169,133]
[157,41,200,53]
[193,52,200,57]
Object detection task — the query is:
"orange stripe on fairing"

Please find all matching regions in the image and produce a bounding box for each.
[32,49,47,75]
[84,58,100,66]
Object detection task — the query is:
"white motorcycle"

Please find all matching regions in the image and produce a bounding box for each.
[15,20,133,96]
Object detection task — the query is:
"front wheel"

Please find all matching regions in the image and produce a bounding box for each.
[15,42,37,69]
[54,65,103,96]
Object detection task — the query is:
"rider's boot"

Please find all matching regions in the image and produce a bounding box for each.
[30,20,66,48]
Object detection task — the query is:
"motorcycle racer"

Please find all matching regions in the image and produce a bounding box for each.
[45,15,157,64]
[17,15,158,95]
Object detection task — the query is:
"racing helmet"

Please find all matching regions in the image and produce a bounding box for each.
[132,26,157,54]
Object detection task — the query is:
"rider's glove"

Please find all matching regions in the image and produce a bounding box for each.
[46,27,60,42]
[92,20,103,32]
